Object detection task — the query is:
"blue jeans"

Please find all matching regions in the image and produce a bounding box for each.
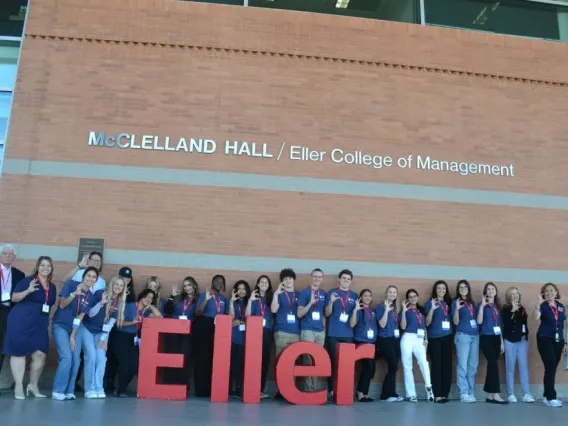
[505,338,530,396]
[80,327,107,393]
[52,323,82,395]
[454,332,479,397]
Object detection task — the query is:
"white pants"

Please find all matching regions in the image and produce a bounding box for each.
[401,332,432,397]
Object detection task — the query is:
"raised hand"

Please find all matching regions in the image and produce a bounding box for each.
[402,302,410,312]
[172,283,180,297]
[538,293,545,305]
[231,289,238,302]
[250,290,260,301]
[354,298,362,311]
[384,300,393,311]
[481,294,489,306]
[310,291,317,305]
[101,291,109,305]
[329,293,339,303]
[455,299,464,310]
[431,298,438,310]
[275,283,284,295]
[205,285,212,301]
[78,254,89,268]
[27,279,39,294]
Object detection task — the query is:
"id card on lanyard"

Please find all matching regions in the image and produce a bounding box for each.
[490,305,501,335]
[237,303,246,331]
[213,295,222,325]
[413,309,425,337]
[393,309,400,338]
[311,290,321,321]
[179,297,192,320]
[259,298,267,327]
[548,302,560,342]
[41,280,50,313]
[440,301,451,330]
[0,267,11,302]
[284,292,296,324]
[338,290,349,323]
[365,308,374,339]
[103,298,119,332]
[466,302,477,329]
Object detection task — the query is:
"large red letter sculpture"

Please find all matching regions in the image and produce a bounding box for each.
[334,343,375,405]
[275,342,331,405]
[242,316,263,404]
[211,314,232,403]
[137,317,190,400]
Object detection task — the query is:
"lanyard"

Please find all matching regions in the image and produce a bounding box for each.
[259,297,266,318]
[489,304,499,323]
[412,309,423,326]
[392,307,398,326]
[39,277,49,304]
[548,301,559,323]
[439,300,448,317]
[212,294,222,313]
[136,303,144,334]
[313,289,320,306]
[106,297,118,322]
[76,292,89,313]
[183,297,192,315]
[236,302,244,321]
[0,267,11,291]
[364,307,373,330]
[283,291,295,311]
[465,301,474,319]
[338,289,349,312]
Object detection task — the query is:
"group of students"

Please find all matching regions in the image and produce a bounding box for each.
[0,247,566,408]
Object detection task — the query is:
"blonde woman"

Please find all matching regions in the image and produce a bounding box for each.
[376,285,402,402]
[145,276,166,314]
[75,275,127,398]
[502,286,534,403]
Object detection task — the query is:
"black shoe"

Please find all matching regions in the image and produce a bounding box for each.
[118,393,128,398]
[274,392,284,400]
[327,391,334,401]
[486,398,508,405]
[442,397,449,403]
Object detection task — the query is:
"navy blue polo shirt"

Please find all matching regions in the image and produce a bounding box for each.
[53,280,92,333]
[424,299,452,338]
[538,301,566,339]
[326,288,357,338]
[298,287,326,332]
[404,308,425,334]
[250,296,273,329]
[477,303,502,336]
[274,291,300,335]
[354,308,378,343]
[196,292,228,319]
[117,302,152,334]
[376,303,400,338]
[451,299,479,335]
[171,296,196,320]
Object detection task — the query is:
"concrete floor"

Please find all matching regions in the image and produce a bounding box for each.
[0,394,565,426]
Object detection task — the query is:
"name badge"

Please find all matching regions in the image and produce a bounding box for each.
[522,324,526,333]
[394,329,400,338]
[555,333,559,342]
[102,323,112,333]
[239,324,246,332]
[367,329,374,339]
[470,319,477,328]
[134,336,140,345]
[179,315,188,320]
[42,304,50,313]
[339,312,349,323]
[417,329,425,337]
[72,318,81,327]
[493,326,501,335]
[442,321,451,330]
[263,319,267,327]
[312,311,321,321]
[1,292,10,302]
[287,314,296,324]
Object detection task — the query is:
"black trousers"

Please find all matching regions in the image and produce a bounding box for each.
[260,328,272,393]
[356,343,376,395]
[192,316,215,397]
[537,335,564,400]
[114,331,139,394]
[480,335,501,393]
[326,336,353,392]
[163,333,192,387]
[428,335,453,398]
[104,329,119,392]
[377,336,400,400]
[230,343,245,395]
[0,307,9,378]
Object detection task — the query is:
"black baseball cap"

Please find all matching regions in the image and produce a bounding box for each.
[118,266,133,278]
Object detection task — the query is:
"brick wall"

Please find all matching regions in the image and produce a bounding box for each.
[1,0,568,388]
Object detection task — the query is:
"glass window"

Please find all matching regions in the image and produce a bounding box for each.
[0,91,11,174]
[425,0,568,42]
[0,39,19,176]
[0,1,27,38]
[249,0,419,24]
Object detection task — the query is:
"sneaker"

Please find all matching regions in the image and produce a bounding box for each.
[327,391,334,401]
[543,398,562,407]
[384,396,403,403]
[408,396,418,403]
[96,392,106,399]
[51,392,66,401]
[65,394,76,400]
[522,394,535,403]
[85,391,98,399]
[118,393,128,398]
[426,386,434,403]
[461,395,476,403]
[508,395,517,403]
[260,392,270,400]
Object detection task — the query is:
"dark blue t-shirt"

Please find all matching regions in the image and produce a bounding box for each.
[274,291,300,335]
[83,290,120,334]
[53,280,92,332]
[231,300,247,345]
[477,303,502,336]
[326,288,357,338]
[424,299,452,338]
[451,299,479,335]
[404,308,425,334]
[117,302,152,334]
[170,296,196,320]
[250,297,273,329]
[298,287,326,332]
[538,301,566,339]
[197,293,229,319]
[376,303,400,338]
[354,308,378,343]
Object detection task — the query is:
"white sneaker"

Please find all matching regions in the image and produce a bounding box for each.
[522,394,535,403]
[462,395,476,403]
[260,392,270,399]
[96,392,106,399]
[385,396,403,402]
[408,396,418,403]
[85,391,98,399]
[544,398,562,407]
[51,392,66,401]
[65,394,76,400]
[508,395,517,403]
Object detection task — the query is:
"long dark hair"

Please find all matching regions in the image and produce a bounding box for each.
[255,275,273,306]
[126,278,136,303]
[455,279,474,304]
[482,282,501,311]
[233,280,251,304]
[81,266,100,281]
[175,276,199,305]
[430,280,452,305]
[405,288,424,313]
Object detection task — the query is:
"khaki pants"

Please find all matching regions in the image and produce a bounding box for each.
[274,331,300,358]
[300,330,326,392]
